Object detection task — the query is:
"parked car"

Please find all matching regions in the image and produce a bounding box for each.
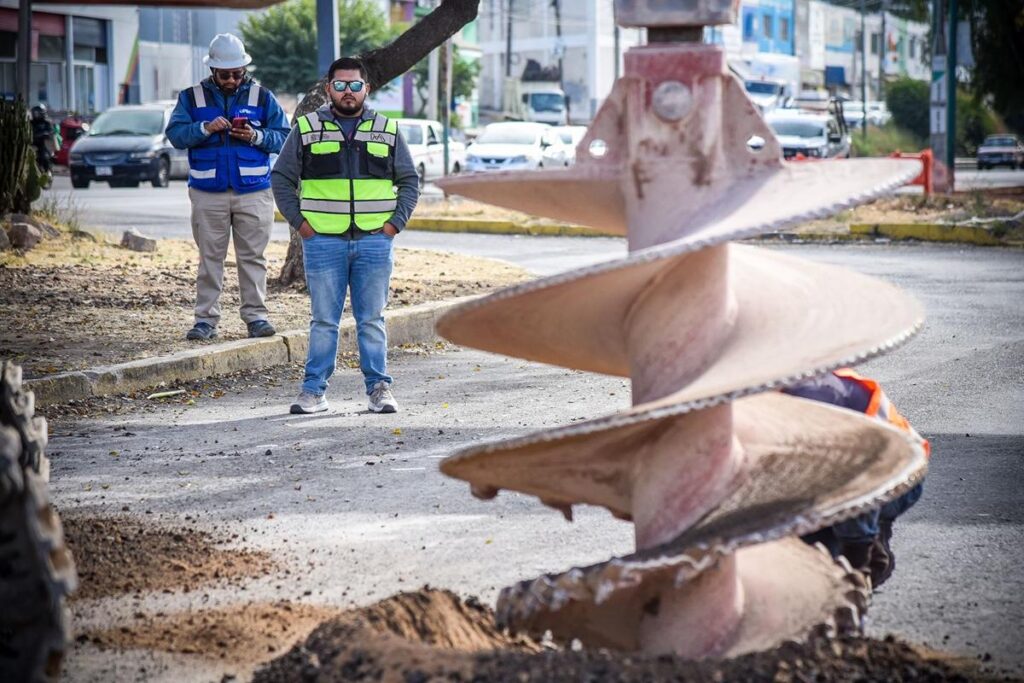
[395,118,467,187]
[464,122,570,173]
[765,110,851,159]
[68,101,187,189]
[552,125,588,165]
[976,134,1024,170]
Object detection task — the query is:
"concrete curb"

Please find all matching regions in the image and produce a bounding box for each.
[849,222,1007,246]
[26,297,471,407]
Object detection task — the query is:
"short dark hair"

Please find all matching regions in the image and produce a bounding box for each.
[327,57,367,82]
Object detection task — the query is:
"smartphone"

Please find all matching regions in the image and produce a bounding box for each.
[231,116,250,129]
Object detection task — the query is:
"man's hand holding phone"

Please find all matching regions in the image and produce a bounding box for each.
[205,116,231,134]
[229,116,256,144]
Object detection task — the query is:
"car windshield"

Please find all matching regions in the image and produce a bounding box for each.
[770,121,825,138]
[984,136,1017,146]
[746,81,781,95]
[89,109,165,136]
[529,93,564,112]
[398,123,423,145]
[476,126,539,145]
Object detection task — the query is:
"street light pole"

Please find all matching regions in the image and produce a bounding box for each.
[316,0,339,78]
[945,0,957,187]
[17,0,31,104]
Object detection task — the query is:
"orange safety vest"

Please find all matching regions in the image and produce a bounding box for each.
[834,368,931,458]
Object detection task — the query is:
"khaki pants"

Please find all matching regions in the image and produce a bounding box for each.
[189,187,274,326]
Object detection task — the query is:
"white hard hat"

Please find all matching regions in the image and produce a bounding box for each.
[203,33,252,70]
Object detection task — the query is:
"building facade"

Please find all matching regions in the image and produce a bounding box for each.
[476,0,644,123]
[0,1,136,114]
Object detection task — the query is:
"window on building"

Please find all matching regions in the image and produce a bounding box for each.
[763,14,774,38]
[779,17,790,41]
[743,10,756,40]
[0,31,15,59]
[38,35,65,62]
[870,33,880,55]
[909,37,916,58]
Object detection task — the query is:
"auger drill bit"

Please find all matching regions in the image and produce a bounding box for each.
[435,0,928,660]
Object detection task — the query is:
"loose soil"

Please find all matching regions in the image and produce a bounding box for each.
[82,602,339,676]
[253,587,1001,683]
[0,227,530,379]
[63,515,276,601]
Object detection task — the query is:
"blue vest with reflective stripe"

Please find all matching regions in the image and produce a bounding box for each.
[186,80,272,193]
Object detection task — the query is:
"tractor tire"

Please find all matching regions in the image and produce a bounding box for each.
[0,362,77,683]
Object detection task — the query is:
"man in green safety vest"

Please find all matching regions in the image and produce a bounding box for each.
[272,57,420,415]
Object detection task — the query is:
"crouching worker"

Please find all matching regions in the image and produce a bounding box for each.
[784,369,930,588]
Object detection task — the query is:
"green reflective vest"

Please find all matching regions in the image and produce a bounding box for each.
[297,111,399,233]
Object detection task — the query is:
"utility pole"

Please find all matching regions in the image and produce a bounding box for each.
[551,0,568,124]
[945,0,957,189]
[879,0,887,103]
[17,0,31,104]
[859,0,867,137]
[505,0,513,77]
[440,39,452,175]
[316,0,339,78]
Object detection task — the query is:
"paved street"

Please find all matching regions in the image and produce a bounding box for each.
[42,167,1024,242]
[48,242,1024,681]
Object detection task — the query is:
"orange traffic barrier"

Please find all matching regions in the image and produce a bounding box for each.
[889,149,933,195]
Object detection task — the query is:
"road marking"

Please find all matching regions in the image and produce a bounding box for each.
[391,467,426,472]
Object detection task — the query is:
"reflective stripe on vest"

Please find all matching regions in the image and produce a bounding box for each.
[298,112,398,233]
[833,368,931,457]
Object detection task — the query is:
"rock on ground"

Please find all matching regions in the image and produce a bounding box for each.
[120,228,158,253]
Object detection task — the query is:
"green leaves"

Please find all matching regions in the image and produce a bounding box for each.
[239,0,399,96]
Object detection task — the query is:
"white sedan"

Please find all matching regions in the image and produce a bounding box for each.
[396,118,466,187]
[464,122,570,172]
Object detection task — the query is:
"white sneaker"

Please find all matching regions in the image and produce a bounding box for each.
[367,381,398,413]
[290,391,328,415]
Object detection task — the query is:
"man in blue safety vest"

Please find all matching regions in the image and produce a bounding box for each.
[167,33,289,342]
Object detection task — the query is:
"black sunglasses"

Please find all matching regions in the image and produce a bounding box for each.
[330,80,365,93]
[214,69,246,81]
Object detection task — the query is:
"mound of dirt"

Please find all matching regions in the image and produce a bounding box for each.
[255,588,988,683]
[63,516,275,600]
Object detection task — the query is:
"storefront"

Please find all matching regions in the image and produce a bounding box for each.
[0,4,134,115]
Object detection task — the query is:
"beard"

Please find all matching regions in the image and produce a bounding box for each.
[331,95,362,116]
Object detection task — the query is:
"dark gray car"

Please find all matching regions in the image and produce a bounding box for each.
[68,102,188,189]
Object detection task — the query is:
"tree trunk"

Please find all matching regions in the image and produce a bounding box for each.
[277,0,480,287]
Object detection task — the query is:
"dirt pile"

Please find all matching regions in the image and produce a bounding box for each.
[254,588,990,683]
[63,515,275,600]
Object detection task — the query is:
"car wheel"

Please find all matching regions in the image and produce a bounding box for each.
[152,157,170,188]
[417,164,426,190]
[70,176,89,189]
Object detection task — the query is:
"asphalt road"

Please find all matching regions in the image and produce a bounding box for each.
[48,242,1024,681]
[42,167,1024,242]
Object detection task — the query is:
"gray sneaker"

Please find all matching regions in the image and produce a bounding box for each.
[367,381,398,413]
[290,391,328,415]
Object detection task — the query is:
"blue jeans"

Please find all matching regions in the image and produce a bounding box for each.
[301,232,394,396]
[803,482,924,553]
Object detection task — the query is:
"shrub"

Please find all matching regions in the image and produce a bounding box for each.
[851,124,926,157]
[886,77,929,140]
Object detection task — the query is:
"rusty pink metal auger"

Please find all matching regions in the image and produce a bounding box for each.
[435,0,929,659]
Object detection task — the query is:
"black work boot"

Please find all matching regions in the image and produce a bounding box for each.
[869,519,896,588]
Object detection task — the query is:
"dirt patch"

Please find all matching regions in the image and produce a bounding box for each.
[0,226,530,378]
[82,602,338,674]
[63,515,275,601]
[254,588,999,683]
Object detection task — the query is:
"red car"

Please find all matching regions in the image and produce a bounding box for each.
[53,116,89,166]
